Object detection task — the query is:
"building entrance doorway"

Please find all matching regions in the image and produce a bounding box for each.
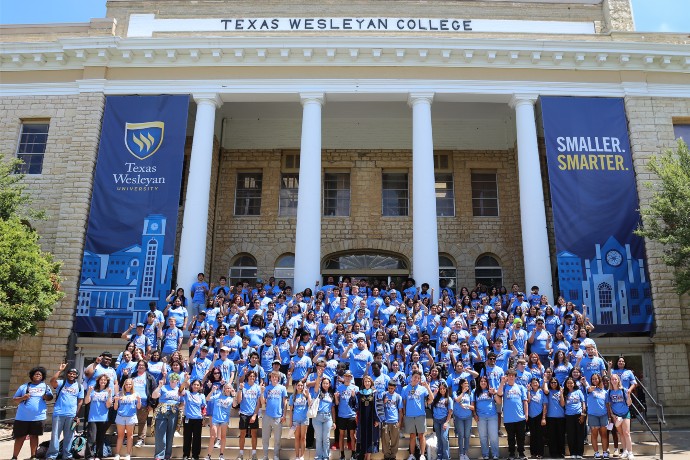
[321,251,409,293]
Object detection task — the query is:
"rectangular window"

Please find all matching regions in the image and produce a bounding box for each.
[382,172,409,217]
[471,171,499,217]
[235,172,263,216]
[631,304,640,316]
[569,289,580,301]
[435,173,455,217]
[16,121,49,174]
[323,172,351,216]
[279,173,299,216]
[630,288,639,299]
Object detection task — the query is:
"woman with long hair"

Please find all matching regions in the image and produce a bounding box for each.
[236,370,262,458]
[609,374,634,459]
[290,380,312,460]
[587,373,611,459]
[205,382,236,460]
[151,373,182,460]
[561,377,586,459]
[312,373,336,460]
[113,377,141,460]
[85,374,113,460]
[543,376,566,459]
[180,379,206,460]
[474,376,501,460]
[527,378,546,459]
[452,378,474,460]
[357,375,380,460]
[431,381,453,460]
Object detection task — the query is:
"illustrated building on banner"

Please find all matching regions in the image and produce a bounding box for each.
[77,214,173,331]
[557,235,651,331]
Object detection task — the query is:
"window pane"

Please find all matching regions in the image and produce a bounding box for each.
[475,255,502,287]
[229,255,257,285]
[324,172,351,216]
[279,173,299,216]
[382,173,408,216]
[471,171,499,217]
[16,122,49,174]
[235,172,263,216]
[435,173,455,217]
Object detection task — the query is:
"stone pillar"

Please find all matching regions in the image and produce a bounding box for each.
[409,93,440,296]
[293,92,324,292]
[510,94,554,302]
[176,94,221,290]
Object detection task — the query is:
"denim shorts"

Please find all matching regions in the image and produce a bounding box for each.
[292,419,309,427]
[588,413,609,428]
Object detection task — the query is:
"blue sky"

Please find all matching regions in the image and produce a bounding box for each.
[0,0,688,32]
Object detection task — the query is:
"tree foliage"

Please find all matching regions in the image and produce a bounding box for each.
[0,155,63,340]
[635,139,690,295]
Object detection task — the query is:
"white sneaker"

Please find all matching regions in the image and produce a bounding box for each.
[420,455,427,460]
[409,455,416,460]
[174,431,183,437]
[215,439,221,448]
[114,455,120,460]
[620,451,629,459]
[220,455,225,460]
[627,454,634,460]
[135,439,144,447]
[125,456,131,460]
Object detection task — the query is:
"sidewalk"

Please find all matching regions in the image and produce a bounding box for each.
[1,430,689,460]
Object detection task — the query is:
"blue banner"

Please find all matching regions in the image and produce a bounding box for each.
[75,95,189,333]
[541,97,652,333]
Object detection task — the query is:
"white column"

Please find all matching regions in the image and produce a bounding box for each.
[293,92,324,292]
[510,94,554,302]
[409,93,440,296]
[176,93,221,291]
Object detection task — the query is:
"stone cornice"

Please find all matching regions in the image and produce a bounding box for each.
[1,35,688,73]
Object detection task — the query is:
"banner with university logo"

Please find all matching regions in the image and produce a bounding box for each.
[541,96,652,333]
[75,95,189,333]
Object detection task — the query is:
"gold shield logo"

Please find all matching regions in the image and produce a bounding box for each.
[124,121,165,160]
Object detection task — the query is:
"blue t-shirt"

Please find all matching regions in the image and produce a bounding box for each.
[132,373,149,405]
[191,357,213,381]
[336,383,359,418]
[240,383,261,416]
[348,348,374,378]
[475,390,498,418]
[183,391,206,419]
[546,389,565,418]
[147,360,165,382]
[564,389,586,415]
[290,392,309,423]
[502,383,528,423]
[401,384,429,417]
[317,391,335,415]
[587,387,609,416]
[53,380,84,417]
[87,389,111,422]
[612,369,636,391]
[191,281,209,303]
[264,384,288,418]
[167,306,188,328]
[210,393,234,424]
[530,330,551,355]
[381,392,403,423]
[580,355,607,382]
[116,393,139,418]
[159,384,181,404]
[453,391,474,418]
[553,362,573,386]
[528,389,545,418]
[162,327,183,354]
[608,389,629,417]
[432,396,451,420]
[213,358,236,384]
[15,382,53,421]
[290,355,312,382]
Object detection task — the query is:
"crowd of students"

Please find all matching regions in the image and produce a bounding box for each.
[11,274,640,460]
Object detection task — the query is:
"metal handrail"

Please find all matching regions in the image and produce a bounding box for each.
[629,377,666,460]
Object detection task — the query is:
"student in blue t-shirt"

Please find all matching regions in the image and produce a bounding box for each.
[113,377,142,460]
[543,376,566,458]
[46,364,84,460]
[452,378,475,460]
[237,370,262,459]
[12,366,54,460]
[84,374,113,460]
[608,374,634,460]
[190,272,210,318]
[431,382,453,460]
[205,383,236,460]
[527,378,547,459]
[289,381,312,460]
[586,373,611,459]
[474,376,501,460]
[261,372,289,460]
[561,377,587,459]
[498,369,528,460]
[401,371,433,460]
[181,379,206,460]
[335,371,360,460]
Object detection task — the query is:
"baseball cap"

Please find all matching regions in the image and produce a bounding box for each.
[200,346,209,352]
[199,311,207,316]
[272,359,281,365]
[136,322,145,327]
[220,346,230,352]
[343,370,353,376]
[517,292,525,296]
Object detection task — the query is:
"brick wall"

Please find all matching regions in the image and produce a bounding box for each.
[625,96,690,416]
[0,92,105,394]
[210,148,524,291]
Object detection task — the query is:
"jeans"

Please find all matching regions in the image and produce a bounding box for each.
[154,410,179,459]
[313,412,333,460]
[46,415,76,460]
[477,415,499,459]
[262,416,283,459]
[453,416,472,457]
[433,418,450,460]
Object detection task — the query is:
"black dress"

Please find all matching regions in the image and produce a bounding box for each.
[357,390,380,455]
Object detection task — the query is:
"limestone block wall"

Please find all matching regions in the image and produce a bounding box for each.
[625,96,690,416]
[211,148,524,290]
[0,92,105,394]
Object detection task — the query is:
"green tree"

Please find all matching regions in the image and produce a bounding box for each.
[0,155,63,340]
[635,139,690,295]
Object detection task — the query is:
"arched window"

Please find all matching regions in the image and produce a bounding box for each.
[475,255,503,288]
[274,254,295,288]
[141,239,158,297]
[597,282,614,324]
[229,254,257,285]
[439,254,457,293]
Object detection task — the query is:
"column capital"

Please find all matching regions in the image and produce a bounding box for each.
[193,93,223,108]
[300,92,325,106]
[408,92,434,107]
[509,93,539,109]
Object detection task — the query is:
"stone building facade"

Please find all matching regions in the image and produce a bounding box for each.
[0,0,689,419]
